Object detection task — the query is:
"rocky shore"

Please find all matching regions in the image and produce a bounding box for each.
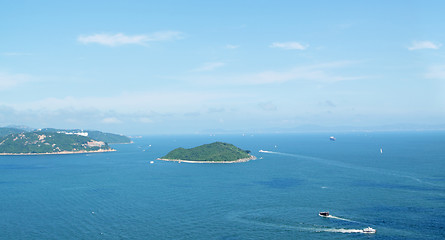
[0,148,116,156]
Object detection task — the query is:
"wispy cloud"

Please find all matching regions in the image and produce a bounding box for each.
[226,44,239,49]
[184,61,367,85]
[2,52,31,56]
[258,102,277,111]
[1,90,253,132]
[319,100,336,108]
[425,65,445,79]
[10,90,239,113]
[270,42,308,50]
[408,41,441,50]
[137,117,153,123]
[0,72,32,91]
[191,62,225,72]
[77,31,183,46]
[102,117,122,124]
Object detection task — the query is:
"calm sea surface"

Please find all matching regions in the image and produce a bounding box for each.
[1,132,444,239]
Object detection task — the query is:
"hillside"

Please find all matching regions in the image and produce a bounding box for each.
[160,142,254,162]
[0,131,113,154]
[40,128,132,143]
[85,130,132,144]
[0,127,25,137]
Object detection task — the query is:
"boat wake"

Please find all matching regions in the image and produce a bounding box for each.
[313,228,365,234]
[325,215,359,223]
[259,150,444,189]
[228,209,375,235]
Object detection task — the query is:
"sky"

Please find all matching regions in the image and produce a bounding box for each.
[1,0,444,135]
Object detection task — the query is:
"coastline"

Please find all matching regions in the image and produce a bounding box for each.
[157,155,256,164]
[0,148,116,156]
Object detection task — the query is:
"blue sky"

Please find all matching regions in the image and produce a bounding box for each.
[1,1,444,134]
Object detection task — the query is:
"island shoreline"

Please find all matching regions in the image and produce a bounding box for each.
[157,155,256,164]
[0,149,116,156]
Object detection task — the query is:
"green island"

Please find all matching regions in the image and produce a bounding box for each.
[0,128,131,155]
[158,142,256,163]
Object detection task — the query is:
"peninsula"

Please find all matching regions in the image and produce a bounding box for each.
[158,142,256,163]
[0,128,130,155]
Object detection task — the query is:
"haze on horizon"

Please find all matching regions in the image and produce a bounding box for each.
[1,1,444,135]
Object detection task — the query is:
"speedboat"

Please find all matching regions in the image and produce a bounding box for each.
[319,212,330,217]
[329,136,336,141]
[362,227,376,233]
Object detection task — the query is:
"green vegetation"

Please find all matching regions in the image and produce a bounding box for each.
[85,130,131,144]
[0,131,112,154]
[41,128,131,144]
[0,127,25,137]
[161,142,252,162]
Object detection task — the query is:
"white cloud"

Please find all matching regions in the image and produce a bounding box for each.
[0,72,31,91]
[408,41,441,50]
[270,42,308,50]
[191,62,225,72]
[77,31,183,46]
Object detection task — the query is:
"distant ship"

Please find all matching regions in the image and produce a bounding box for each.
[329,136,336,141]
[362,227,376,233]
[319,211,330,217]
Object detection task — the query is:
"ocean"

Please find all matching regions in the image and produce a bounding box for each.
[0,132,444,239]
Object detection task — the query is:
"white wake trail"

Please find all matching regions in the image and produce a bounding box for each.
[325,215,360,223]
[313,228,365,234]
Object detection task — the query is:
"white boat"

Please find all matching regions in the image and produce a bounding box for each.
[330,136,336,141]
[380,148,383,154]
[362,227,376,233]
[150,161,154,164]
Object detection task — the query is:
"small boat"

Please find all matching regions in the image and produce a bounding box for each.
[380,148,383,154]
[362,227,376,233]
[330,136,336,141]
[150,161,154,164]
[319,212,330,217]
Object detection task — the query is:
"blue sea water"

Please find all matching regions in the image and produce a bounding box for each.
[1,132,444,239]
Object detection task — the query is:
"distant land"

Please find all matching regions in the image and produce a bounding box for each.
[159,142,255,163]
[0,127,131,155]
[39,128,132,144]
[0,127,24,137]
